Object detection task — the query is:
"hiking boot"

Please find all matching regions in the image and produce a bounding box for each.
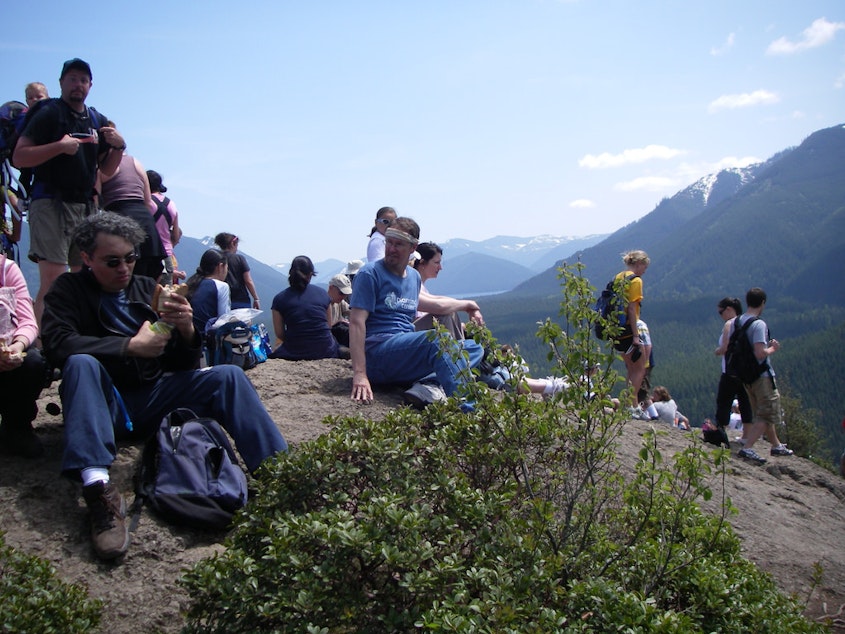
[403,380,447,410]
[738,448,767,464]
[82,482,129,560]
[0,423,44,459]
[770,444,794,456]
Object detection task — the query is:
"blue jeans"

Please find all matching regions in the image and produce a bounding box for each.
[366,331,483,396]
[59,354,287,478]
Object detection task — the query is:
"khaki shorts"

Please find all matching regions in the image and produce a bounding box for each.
[746,374,781,427]
[28,198,95,266]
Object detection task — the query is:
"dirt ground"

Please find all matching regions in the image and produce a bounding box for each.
[2,358,844,633]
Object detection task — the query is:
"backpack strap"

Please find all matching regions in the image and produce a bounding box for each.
[152,196,173,226]
[87,106,106,130]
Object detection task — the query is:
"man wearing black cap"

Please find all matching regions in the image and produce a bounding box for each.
[13,58,126,327]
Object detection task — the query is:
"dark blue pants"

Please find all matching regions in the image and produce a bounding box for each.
[59,354,287,478]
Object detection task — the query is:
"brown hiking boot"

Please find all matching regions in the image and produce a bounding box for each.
[82,481,130,559]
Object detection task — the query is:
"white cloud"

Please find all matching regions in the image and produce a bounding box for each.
[708,89,780,113]
[569,199,596,208]
[578,145,685,169]
[836,72,845,89]
[614,176,678,192]
[710,32,735,56]
[766,17,845,55]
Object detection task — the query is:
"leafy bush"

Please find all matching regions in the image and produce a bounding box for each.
[0,532,101,633]
[182,263,824,633]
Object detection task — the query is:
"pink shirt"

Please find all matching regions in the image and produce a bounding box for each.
[0,255,38,347]
[151,193,179,257]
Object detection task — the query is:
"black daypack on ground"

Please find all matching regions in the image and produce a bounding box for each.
[594,273,638,340]
[725,316,768,385]
[135,408,248,530]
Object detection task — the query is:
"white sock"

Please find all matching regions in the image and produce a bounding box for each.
[81,467,110,487]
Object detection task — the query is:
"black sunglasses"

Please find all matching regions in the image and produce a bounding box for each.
[102,252,139,268]
[717,307,726,315]
[375,218,392,225]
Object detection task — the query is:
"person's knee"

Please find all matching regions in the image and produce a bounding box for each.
[62,354,102,376]
[204,363,245,385]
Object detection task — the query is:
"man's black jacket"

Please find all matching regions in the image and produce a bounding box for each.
[42,268,201,390]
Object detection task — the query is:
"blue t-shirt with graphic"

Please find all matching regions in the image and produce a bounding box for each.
[350,260,420,341]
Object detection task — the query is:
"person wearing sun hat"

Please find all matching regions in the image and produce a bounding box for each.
[327,273,353,353]
[342,259,364,284]
[348,217,484,409]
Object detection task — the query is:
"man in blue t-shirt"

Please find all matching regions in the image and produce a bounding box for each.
[349,217,484,405]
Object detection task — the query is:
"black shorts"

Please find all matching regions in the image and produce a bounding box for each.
[612,323,634,353]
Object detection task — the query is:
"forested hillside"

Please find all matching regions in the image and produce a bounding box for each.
[480,124,845,465]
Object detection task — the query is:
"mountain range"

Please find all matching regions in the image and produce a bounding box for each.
[478,122,845,461]
[6,123,843,458]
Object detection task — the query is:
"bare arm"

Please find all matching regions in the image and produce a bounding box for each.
[133,157,154,210]
[627,300,640,343]
[272,310,284,344]
[243,270,260,309]
[417,290,484,325]
[714,319,732,355]
[170,213,182,246]
[349,307,372,402]
[13,134,90,168]
[754,339,779,362]
[96,127,126,178]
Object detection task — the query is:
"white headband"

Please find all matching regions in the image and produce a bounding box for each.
[385,227,418,246]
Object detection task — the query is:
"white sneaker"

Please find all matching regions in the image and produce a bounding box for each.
[403,381,447,410]
[628,406,647,420]
[542,377,568,398]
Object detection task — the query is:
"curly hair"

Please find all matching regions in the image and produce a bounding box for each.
[73,212,145,255]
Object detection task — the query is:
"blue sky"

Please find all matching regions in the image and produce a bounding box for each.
[3,1,843,266]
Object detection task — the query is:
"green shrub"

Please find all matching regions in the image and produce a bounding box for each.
[0,532,102,633]
[182,263,824,633]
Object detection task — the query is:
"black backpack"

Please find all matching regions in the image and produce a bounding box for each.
[725,317,768,384]
[134,408,249,530]
[594,273,638,340]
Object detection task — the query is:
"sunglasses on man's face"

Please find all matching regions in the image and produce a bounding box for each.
[375,218,392,226]
[102,252,139,268]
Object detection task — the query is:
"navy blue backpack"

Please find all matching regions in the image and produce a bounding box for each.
[135,408,248,530]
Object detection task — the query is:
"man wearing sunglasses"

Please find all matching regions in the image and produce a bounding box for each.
[41,213,288,560]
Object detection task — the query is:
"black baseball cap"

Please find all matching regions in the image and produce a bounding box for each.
[60,58,92,80]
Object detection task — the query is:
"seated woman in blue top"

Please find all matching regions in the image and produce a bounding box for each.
[270,255,340,360]
[186,249,231,334]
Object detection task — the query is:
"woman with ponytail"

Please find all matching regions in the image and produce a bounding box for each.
[270,256,345,360]
[186,249,230,334]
